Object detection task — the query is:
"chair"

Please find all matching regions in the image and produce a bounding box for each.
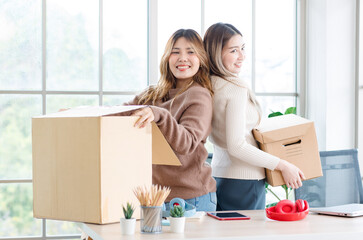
[295,149,363,207]
[206,153,213,164]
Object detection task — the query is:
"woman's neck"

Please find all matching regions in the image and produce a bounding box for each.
[175,78,192,89]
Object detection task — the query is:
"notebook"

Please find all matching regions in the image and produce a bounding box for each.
[310,204,363,217]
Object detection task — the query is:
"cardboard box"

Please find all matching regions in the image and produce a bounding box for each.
[253,114,322,187]
[32,106,181,224]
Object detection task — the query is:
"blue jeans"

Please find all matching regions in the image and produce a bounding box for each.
[164,192,217,212]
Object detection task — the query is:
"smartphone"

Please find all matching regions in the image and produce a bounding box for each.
[207,212,250,221]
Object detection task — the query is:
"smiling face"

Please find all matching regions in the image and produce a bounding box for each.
[221,34,245,74]
[168,37,200,84]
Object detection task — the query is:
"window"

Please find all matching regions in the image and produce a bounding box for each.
[0,0,43,237]
[255,0,296,117]
[47,0,99,91]
[103,0,147,93]
[0,1,299,238]
[205,0,297,117]
[205,0,253,84]
[158,0,201,65]
[0,0,147,238]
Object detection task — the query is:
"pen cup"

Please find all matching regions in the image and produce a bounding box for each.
[140,206,163,233]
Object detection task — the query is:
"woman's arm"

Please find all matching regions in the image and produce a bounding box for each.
[275,160,305,189]
[225,85,280,170]
[151,88,212,155]
[225,85,280,169]
[225,84,304,188]
[131,87,212,156]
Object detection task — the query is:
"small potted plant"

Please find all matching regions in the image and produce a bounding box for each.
[169,205,186,233]
[120,202,136,235]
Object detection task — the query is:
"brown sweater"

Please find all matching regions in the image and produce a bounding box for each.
[127,83,216,201]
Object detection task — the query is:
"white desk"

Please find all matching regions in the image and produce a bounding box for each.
[79,210,363,240]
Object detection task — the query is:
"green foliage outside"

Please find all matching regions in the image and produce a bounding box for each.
[0,95,41,236]
[265,107,296,207]
[0,0,145,237]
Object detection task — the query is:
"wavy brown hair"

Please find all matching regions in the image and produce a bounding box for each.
[138,29,212,105]
[204,23,261,123]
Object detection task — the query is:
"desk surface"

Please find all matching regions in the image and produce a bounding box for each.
[79,210,363,240]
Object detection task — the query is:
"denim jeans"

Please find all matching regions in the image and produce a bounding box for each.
[215,177,266,210]
[164,192,217,212]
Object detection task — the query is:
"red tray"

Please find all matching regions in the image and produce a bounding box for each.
[265,206,309,221]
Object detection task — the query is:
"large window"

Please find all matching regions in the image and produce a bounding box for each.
[0,0,147,238]
[158,0,297,117]
[0,0,298,238]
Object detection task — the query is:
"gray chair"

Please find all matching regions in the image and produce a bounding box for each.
[295,149,363,207]
[206,153,213,164]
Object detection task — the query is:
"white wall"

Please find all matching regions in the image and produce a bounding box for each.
[359,0,363,176]
[306,0,357,151]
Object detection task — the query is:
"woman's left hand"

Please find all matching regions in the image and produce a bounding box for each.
[131,107,155,128]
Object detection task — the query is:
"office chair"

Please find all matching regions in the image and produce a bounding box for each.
[206,153,213,164]
[295,149,363,207]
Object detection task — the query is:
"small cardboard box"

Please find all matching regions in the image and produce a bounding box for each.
[253,114,322,187]
[32,106,181,224]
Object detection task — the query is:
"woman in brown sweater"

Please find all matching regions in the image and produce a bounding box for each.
[126,29,217,212]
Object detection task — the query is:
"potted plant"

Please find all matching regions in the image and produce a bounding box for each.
[265,107,296,208]
[120,202,136,235]
[169,205,186,233]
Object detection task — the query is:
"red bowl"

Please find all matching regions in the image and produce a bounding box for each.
[265,206,309,221]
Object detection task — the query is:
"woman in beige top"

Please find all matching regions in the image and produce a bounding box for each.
[203,23,304,210]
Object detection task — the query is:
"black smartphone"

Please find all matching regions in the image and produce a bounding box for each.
[207,212,250,221]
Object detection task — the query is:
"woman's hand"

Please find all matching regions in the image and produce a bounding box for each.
[131,107,155,128]
[275,160,305,189]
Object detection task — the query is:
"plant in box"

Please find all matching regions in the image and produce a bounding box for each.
[265,107,296,208]
[120,202,136,235]
[169,205,186,233]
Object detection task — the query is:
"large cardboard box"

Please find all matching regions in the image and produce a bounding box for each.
[32,106,181,224]
[253,114,322,186]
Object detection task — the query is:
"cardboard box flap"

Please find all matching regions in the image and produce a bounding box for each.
[253,114,313,144]
[152,122,181,166]
[254,123,313,144]
[33,105,144,118]
[256,114,312,132]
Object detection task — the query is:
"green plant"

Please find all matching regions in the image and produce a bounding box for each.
[265,182,294,207]
[122,202,135,219]
[170,205,185,218]
[265,107,296,207]
[268,106,296,118]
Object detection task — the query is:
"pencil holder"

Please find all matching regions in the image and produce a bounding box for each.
[140,206,163,233]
